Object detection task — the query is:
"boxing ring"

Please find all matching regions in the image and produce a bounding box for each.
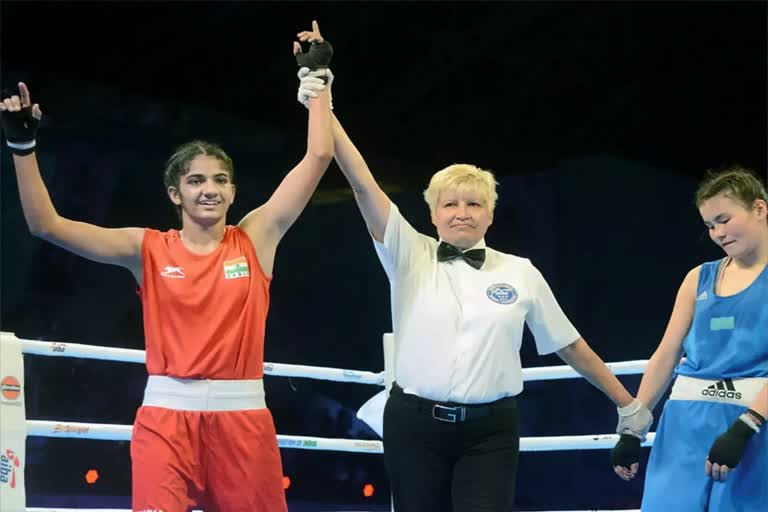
[0,331,650,511]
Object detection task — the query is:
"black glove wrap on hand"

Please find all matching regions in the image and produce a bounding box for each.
[2,105,39,156]
[707,419,756,468]
[295,40,334,73]
[611,434,641,469]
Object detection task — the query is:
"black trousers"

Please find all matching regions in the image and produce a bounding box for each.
[383,383,520,512]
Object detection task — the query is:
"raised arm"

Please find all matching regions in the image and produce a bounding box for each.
[238,21,334,257]
[2,83,144,281]
[291,33,391,243]
[330,113,391,243]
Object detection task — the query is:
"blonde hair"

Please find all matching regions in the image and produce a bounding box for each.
[423,164,499,214]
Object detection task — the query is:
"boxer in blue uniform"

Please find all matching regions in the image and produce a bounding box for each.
[611,166,768,511]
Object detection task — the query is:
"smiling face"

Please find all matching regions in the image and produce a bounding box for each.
[699,192,767,257]
[167,154,236,226]
[163,141,236,226]
[431,186,494,249]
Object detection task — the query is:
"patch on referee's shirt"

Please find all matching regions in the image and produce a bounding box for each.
[486,283,518,305]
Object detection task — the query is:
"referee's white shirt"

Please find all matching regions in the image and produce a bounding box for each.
[374,203,580,404]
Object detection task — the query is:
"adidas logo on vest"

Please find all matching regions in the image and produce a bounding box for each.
[701,378,742,400]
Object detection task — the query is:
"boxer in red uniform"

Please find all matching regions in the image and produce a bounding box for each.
[1,22,333,511]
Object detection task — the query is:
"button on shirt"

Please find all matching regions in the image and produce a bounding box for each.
[374,203,580,404]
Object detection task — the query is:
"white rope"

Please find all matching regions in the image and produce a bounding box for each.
[13,336,384,385]
[5,333,649,384]
[522,433,654,451]
[263,362,384,385]
[26,420,655,452]
[521,360,648,381]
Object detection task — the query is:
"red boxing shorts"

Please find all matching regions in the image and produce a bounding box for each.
[130,377,287,512]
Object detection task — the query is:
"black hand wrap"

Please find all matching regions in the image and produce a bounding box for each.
[1,100,39,156]
[611,434,641,469]
[707,418,756,468]
[295,40,334,72]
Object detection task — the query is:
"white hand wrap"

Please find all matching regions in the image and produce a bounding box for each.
[616,399,653,441]
[297,67,334,109]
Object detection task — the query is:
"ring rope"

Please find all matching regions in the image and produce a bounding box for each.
[26,419,655,452]
[8,333,649,384]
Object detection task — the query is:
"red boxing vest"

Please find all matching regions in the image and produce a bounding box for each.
[139,226,270,379]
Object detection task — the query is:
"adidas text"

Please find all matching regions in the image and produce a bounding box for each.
[701,389,742,400]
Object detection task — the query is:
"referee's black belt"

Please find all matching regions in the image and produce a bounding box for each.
[391,382,517,424]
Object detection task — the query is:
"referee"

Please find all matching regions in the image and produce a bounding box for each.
[296,63,653,512]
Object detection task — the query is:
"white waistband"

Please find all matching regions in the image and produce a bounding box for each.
[670,375,766,408]
[142,376,266,411]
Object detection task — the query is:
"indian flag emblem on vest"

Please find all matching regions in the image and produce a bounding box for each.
[223,256,250,280]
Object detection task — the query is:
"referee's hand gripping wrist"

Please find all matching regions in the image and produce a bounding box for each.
[296,67,332,109]
[615,398,653,441]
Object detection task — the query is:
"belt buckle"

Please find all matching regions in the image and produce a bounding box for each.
[432,404,466,423]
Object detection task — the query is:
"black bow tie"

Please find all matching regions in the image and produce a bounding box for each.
[437,242,486,270]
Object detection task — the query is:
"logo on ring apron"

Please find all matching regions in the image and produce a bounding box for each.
[0,448,21,489]
[0,376,21,405]
[486,283,518,305]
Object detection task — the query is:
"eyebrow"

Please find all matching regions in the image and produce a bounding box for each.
[186,172,229,179]
[704,213,730,224]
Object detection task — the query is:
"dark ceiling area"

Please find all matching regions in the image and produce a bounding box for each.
[2,1,765,184]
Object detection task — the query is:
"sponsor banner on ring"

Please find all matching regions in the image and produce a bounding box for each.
[51,343,67,353]
[0,448,21,489]
[52,424,91,435]
[0,376,21,406]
